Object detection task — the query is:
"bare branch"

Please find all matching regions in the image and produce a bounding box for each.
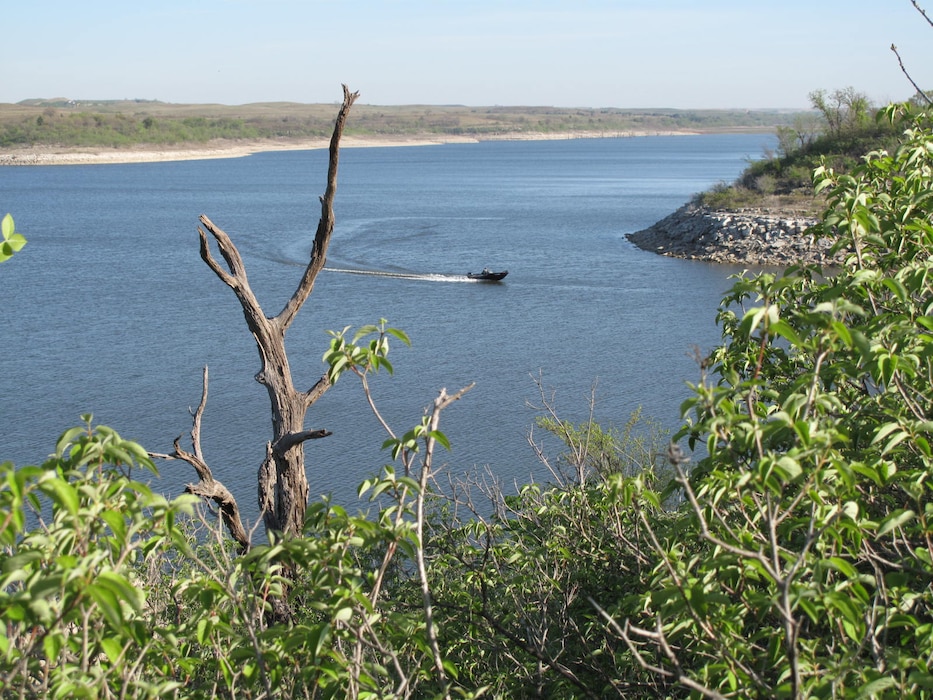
[197,215,270,328]
[302,374,332,407]
[912,0,933,28]
[150,367,250,550]
[415,385,474,700]
[187,363,211,465]
[891,44,933,106]
[278,84,361,330]
[184,480,250,550]
[617,618,728,700]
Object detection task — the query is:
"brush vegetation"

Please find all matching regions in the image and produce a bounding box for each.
[0,98,802,149]
[694,87,909,215]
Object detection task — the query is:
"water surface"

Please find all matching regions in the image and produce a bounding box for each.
[1,134,772,523]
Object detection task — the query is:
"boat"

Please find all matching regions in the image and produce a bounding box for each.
[467,268,509,281]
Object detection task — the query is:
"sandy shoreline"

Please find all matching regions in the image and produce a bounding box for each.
[0,130,698,166]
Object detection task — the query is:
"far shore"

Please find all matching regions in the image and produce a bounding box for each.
[0,129,703,166]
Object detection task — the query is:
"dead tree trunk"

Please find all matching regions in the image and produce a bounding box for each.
[196,85,359,538]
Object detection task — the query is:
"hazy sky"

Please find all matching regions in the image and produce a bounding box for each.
[6,1,931,109]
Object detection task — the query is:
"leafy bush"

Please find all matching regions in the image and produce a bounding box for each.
[613,103,933,697]
[422,399,671,697]
[0,411,465,698]
[0,417,197,698]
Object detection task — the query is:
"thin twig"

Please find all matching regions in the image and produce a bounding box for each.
[891,44,933,106]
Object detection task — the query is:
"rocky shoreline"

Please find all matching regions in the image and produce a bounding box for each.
[626,203,843,266]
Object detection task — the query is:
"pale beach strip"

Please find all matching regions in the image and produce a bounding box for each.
[0,130,698,166]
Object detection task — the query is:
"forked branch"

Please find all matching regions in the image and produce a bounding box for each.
[150,366,251,550]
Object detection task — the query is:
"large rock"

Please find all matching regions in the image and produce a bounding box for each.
[627,203,844,266]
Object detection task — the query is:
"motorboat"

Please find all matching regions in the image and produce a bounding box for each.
[467,268,508,281]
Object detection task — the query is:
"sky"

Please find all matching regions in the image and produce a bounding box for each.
[5,1,932,110]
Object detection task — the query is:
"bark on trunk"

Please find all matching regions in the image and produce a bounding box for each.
[197,85,359,538]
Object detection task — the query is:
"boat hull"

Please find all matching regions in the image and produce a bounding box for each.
[467,270,508,281]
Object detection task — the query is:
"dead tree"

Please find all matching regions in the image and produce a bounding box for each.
[180,85,359,539]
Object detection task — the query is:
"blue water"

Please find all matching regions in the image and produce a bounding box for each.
[1,134,772,524]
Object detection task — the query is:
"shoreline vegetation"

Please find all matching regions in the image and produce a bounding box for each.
[0,98,800,166]
[0,129,710,166]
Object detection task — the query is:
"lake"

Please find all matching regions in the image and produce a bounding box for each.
[1,133,773,524]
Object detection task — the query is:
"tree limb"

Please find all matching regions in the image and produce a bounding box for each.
[150,366,251,550]
[273,429,333,456]
[302,374,332,408]
[277,84,360,331]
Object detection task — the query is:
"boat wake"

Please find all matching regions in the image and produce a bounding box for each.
[324,268,479,283]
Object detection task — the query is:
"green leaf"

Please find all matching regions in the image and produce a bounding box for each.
[771,320,803,346]
[386,327,411,346]
[352,324,379,343]
[1,213,13,239]
[857,676,897,697]
[100,636,124,663]
[95,571,143,614]
[824,556,858,579]
[196,617,212,644]
[43,477,79,516]
[830,320,852,347]
[429,430,451,451]
[86,582,124,628]
[2,550,44,574]
[739,306,770,337]
[101,509,128,541]
[55,426,88,458]
[43,632,63,662]
[0,214,25,262]
[878,509,915,537]
[872,422,907,455]
[396,476,421,493]
[774,456,802,482]
[882,277,908,302]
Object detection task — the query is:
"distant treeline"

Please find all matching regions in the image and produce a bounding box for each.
[0,112,264,148]
[0,99,803,148]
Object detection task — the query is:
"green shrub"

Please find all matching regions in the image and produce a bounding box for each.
[615,103,933,698]
[424,403,671,697]
[0,417,197,698]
